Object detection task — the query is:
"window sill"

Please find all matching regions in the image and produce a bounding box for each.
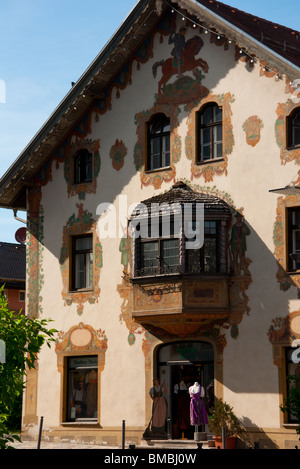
[71,179,93,186]
[145,166,172,173]
[131,272,228,282]
[61,421,100,427]
[69,288,94,294]
[286,145,300,151]
[282,423,299,428]
[196,157,225,165]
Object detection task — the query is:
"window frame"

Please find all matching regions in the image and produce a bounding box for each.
[138,214,180,276]
[73,149,93,185]
[19,290,25,302]
[287,206,300,272]
[287,108,300,150]
[133,213,224,278]
[146,113,171,172]
[197,103,223,163]
[284,346,300,424]
[186,220,220,274]
[71,234,93,291]
[66,355,98,423]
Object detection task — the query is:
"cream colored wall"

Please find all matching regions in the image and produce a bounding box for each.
[31,13,299,435]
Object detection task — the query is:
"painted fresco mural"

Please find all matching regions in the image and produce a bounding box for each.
[110,139,128,171]
[153,29,209,97]
[60,203,103,314]
[275,99,300,165]
[26,185,44,319]
[64,138,101,199]
[185,93,235,182]
[134,103,181,189]
[117,181,252,341]
[18,3,300,447]
[273,192,300,293]
[242,116,264,147]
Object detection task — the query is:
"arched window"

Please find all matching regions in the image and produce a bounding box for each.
[287,108,300,148]
[147,113,170,171]
[197,103,222,162]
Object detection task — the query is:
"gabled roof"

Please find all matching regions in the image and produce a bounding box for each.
[196,0,300,67]
[0,242,26,285]
[0,0,299,212]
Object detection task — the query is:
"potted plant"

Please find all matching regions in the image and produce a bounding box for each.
[208,399,243,449]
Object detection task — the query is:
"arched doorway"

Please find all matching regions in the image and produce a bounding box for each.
[156,341,214,439]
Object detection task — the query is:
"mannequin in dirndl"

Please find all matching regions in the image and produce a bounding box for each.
[189,382,208,434]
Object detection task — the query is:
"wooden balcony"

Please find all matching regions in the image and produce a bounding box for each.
[131,274,230,339]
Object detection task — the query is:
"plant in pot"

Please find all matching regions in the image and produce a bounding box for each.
[208,399,243,449]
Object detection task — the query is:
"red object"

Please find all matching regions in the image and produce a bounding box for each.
[15,227,26,244]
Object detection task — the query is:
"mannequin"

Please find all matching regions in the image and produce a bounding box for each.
[174,378,190,437]
[149,378,167,435]
[189,381,208,432]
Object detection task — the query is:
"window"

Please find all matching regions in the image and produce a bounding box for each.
[67,356,98,422]
[74,149,93,184]
[197,103,222,162]
[287,207,300,271]
[72,235,93,290]
[139,215,179,275]
[287,108,300,148]
[134,215,221,277]
[19,290,25,302]
[141,238,179,275]
[186,220,219,273]
[285,347,300,424]
[147,113,170,171]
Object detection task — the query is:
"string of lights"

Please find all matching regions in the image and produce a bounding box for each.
[163,0,283,79]
[2,0,296,203]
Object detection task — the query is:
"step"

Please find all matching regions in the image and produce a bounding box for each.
[140,438,214,449]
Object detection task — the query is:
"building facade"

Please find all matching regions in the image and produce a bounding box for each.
[0,241,26,314]
[0,0,300,449]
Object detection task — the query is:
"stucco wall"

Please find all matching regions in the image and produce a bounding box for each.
[25,12,300,442]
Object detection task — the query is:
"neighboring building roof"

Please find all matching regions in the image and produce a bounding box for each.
[0,0,299,212]
[0,242,26,286]
[196,0,300,67]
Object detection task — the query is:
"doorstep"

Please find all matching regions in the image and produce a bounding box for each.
[140,438,214,449]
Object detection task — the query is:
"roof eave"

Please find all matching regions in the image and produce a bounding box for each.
[0,0,155,210]
[175,0,300,79]
[0,0,299,211]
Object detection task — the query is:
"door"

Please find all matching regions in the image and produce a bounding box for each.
[157,341,214,439]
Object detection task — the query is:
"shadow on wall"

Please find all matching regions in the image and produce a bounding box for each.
[23,10,298,400]
[238,416,280,449]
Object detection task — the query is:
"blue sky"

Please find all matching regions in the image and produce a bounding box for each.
[0,0,299,243]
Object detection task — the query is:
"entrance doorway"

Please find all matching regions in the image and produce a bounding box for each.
[157,341,214,439]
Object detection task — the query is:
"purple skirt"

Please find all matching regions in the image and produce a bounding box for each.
[190,391,208,426]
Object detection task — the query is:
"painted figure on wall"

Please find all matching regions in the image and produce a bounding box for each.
[168,27,187,76]
[153,31,209,94]
[119,226,131,276]
[149,378,167,435]
[230,212,251,276]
